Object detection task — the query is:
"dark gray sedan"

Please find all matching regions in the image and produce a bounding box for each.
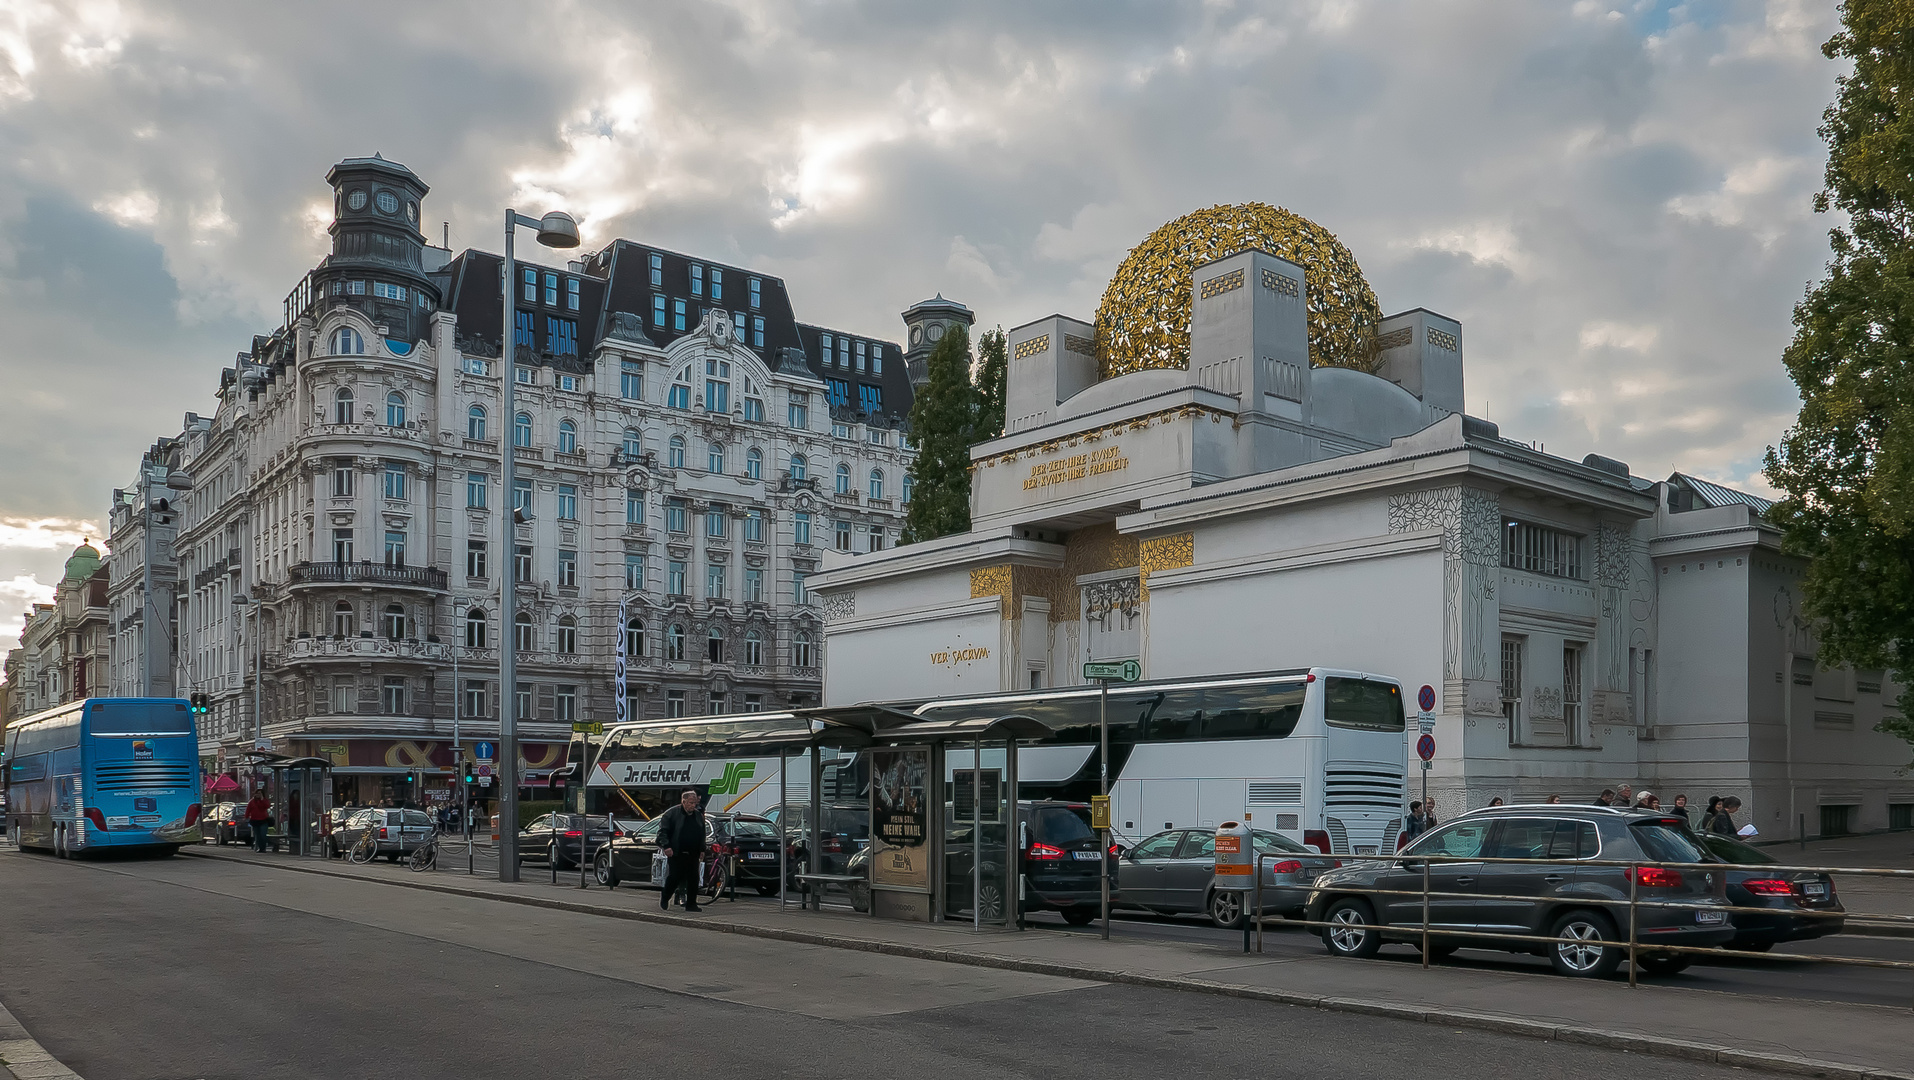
[1117,828,1338,928]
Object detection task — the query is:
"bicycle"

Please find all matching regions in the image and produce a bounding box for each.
[408,829,439,872]
[348,830,379,865]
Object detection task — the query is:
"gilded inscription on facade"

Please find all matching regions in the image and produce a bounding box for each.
[1024,445,1129,491]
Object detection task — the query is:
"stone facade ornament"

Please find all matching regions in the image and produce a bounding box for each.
[1083,577,1140,625]
[822,592,856,623]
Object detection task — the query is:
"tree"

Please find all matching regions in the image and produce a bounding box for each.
[1764,0,1914,762]
[902,325,978,544]
[974,325,1008,442]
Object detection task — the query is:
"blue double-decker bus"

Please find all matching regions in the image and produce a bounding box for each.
[5,698,203,857]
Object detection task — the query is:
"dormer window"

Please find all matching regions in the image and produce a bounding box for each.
[690,263,704,297]
[331,327,364,356]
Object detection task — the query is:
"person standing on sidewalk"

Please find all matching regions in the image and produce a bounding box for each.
[657,789,707,912]
[244,790,272,853]
[1710,796,1742,836]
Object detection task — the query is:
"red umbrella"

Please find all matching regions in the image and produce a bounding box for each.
[206,775,242,793]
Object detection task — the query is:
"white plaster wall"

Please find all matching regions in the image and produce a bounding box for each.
[824,601,1002,704]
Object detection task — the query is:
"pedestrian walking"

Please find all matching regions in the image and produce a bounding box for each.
[1545,794,1563,804]
[1635,791,1660,810]
[245,789,272,853]
[1402,800,1432,840]
[1615,784,1634,807]
[1594,788,1616,806]
[1709,796,1742,836]
[1699,796,1723,832]
[657,789,708,912]
[1671,794,1691,823]
[1487,797,1504,808]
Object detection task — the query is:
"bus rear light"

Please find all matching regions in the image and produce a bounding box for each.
[184,803,202,826]
[1303,830,1332,854]
[84,808,107,831]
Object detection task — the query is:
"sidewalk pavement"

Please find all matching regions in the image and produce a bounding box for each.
[0,999,79,1080]
[185,844,1913,1080]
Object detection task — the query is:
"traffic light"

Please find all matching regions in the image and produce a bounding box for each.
[464,767,475,784]
[403,771,416,785]
[188,693,210,716]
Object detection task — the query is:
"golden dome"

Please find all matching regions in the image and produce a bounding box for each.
[1094,203,1381,378]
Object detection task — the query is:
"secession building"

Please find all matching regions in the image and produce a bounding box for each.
[97,154,917,806]
[812,205,1912,841]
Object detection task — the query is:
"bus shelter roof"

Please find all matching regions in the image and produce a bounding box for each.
[606,711,873,758]
[262,756,334,771]
[865,712,1053,744]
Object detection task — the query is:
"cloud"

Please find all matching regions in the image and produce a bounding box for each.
[0,0,1845,614]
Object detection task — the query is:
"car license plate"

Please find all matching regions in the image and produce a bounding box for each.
[1355,846,1377,855]
[1696,910,1726,925]
[748,851,776,860]
[1073,850,1102,861]
[106,816,130,827]
[1803,882,1827,898]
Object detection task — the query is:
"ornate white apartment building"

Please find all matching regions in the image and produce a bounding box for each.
[102,154,920,804]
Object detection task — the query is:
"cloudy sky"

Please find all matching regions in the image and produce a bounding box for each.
[0,0,1843,641]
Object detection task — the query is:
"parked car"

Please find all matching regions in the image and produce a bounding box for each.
[1116,827,1339,928]
[333,807,435,861]
[595,813,783,894]
[766,802,870,879]
[518,813,611,870]
[200,802,252,846]
[1305,805,1734,977]
[1693,830,1845,951]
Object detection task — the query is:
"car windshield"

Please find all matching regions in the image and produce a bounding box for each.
[1031,806,1095,843]
[1701,833,1776,865]
[728,819,778,838]
[1251,830,1313,854]
[1631,821,1711,864]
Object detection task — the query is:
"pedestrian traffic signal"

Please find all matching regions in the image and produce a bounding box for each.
[188,693,210,715]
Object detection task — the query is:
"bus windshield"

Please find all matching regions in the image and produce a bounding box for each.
[86,702,194,736]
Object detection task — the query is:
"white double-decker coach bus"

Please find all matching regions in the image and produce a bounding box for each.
[584,668,1408,856]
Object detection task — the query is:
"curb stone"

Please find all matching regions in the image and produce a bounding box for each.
[179,847,1914,1080]
[0,1001,81,1080]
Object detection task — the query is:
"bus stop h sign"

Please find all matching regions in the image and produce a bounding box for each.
[1084,660,1141,682]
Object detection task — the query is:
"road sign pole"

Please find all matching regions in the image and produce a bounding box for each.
[1100,676,1110,942]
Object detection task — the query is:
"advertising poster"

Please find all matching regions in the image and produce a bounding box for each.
[870,748,928,890]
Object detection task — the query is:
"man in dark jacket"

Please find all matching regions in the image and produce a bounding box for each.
[657,789,707,911]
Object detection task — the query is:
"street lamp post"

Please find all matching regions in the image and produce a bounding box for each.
[499,206,580,883]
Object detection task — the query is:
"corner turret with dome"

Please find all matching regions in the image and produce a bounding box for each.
[62,540,101,583]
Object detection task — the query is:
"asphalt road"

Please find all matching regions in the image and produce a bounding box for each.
[1,847,1768,1080]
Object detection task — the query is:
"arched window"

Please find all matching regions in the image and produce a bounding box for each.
[835,463,851,495]
[557,419,577,454]
[625,618,645,658]
[793,630,814,668]
[902,475,913,504]
[333,601,354,638]
[331,327,364,355]
[744,628,763,666]
[385,391,406,428]
[514,611,535,652]
[868,468,884,500]
[745,447,763,480]
[464,608,487,649]
[666,623,686,662]
[383,604,406,640]
[707,626,725,663]
[622,428,642,458]
[333,387,354,425]
[789,454,807,481]
[467,404,487,441]
[708,442,725,474]
[668,436,686,469]
[514,412,533,448]
[556,615,577,654]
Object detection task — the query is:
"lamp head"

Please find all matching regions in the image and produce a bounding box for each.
[165,471,194,490]
[535,211,580,249]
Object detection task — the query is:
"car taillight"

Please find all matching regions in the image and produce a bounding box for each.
[1626,866,1684,888]
[84,808,107,830]
[184,803,202,826]
[1108,843,1120,857]
[1267,860,1303,874]
[614,830,627,838]
[1027,842,1065,860]
[1303,830,1332,854]
[1743,878,1795,896]
[564,830,583,838]
[379,827,389,838]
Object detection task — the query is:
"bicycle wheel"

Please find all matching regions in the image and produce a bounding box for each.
[349,835,378,864]
[408,842,436,872]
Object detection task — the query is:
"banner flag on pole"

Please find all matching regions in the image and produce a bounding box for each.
[615,597,629,725]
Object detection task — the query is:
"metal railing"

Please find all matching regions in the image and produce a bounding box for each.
[1250,850,1914,986]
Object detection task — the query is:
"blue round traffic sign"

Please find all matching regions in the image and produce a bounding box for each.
[1418,684,1436,712]
[1416,733,1436,762]
[474,741,495,760]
